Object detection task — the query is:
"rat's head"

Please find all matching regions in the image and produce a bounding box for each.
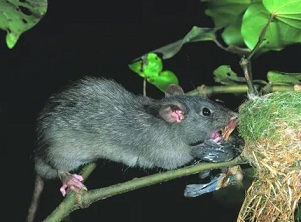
[159,96,237,145]
[157,84,237,146]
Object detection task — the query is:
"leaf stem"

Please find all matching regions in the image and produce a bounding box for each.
[247,14,274,61]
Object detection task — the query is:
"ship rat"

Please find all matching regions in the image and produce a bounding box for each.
[27,77,239,222]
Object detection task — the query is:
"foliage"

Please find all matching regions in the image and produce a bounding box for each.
[128,53,178,92]
[204,0,301,52]
[1,0,301,91]
[0,0,47,48]
[129,0,301,91]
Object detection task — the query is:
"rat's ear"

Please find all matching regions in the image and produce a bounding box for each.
[159,103,186,123]
[164,84,184,97]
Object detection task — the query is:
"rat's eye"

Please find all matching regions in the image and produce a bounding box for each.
[201,107,211,116]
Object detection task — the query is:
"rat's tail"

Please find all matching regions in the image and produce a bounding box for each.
[26,175,44,222]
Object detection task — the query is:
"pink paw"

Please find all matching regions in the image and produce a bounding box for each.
[59,174,87,196]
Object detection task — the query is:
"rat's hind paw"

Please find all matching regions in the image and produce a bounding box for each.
[58,171,87,196]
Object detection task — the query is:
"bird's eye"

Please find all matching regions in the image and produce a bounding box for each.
[202,107,211,116]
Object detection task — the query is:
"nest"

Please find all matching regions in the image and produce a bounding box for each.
[237,91,301,222]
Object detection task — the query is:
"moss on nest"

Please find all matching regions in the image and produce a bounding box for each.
[239,91,301,142]
[237,91,301,222]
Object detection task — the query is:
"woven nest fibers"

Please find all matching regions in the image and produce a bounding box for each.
[237,91,301,222]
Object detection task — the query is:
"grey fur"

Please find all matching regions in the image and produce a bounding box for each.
[34,77,237,179]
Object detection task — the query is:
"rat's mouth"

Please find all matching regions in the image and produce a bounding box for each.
[189,117,238,146]
[211,117,238,143]
[211,130,223,143]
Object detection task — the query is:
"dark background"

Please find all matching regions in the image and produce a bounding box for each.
[2,0,301,221]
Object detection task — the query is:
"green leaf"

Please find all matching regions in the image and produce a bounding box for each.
[202,0,252,27]
[128,60,144,77]
[128,53,163,79]
[241,3,270,50]
[241,1,301,52]
[182,26,217,42]
[148,70,179,92]
[221,15,246,47]
[143,53,163,78]
[0,0,47,49]
[267,71,301,85]
[263,0,301,29]
[149,26,216,59]
[129,53,179,92]
[263,0,301,44]
[213,65,245,85]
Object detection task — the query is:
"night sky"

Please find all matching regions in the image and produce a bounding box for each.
[2,0,301,221]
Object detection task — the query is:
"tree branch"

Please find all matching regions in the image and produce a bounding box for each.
[43,156,245,221]
[185,84,295,97]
